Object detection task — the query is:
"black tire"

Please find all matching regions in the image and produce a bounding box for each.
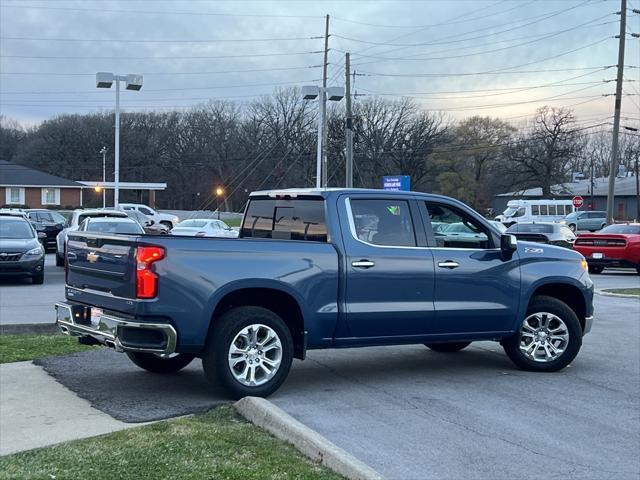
[55,252,64,267]
[160,221,173,229]
[425,341,471,352]
[32,271,44,285]
[502,295,582,373]
[588,265,604,274]
[568,224,576,232]
[126,352,195,374]
[202,306,293,400]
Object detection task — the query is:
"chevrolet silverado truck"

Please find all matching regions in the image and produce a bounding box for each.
[56,189,594,399]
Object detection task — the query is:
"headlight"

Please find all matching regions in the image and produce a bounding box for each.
[25,246,44,257]
[35,224,45,231]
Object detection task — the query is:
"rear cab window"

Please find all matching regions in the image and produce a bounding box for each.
[240,197,328,242]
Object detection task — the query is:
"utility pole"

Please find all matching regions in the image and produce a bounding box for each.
[321,14,330,188]
[606,0,627,224]
[99,146,107,208]
[345,52,353,188]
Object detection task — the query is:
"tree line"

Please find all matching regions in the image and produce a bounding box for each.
[1,88,638,213]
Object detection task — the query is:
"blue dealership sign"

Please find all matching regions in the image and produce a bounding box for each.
[382,175,411,191]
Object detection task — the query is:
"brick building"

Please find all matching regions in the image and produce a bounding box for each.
[0,160,84,209]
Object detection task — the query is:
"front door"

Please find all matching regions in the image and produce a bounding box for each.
[338,196,436,340]
[423,201,521,335]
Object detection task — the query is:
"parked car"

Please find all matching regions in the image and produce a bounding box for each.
[56,189,593,399]
[25,209,67,252]
[489,220,507,233]
[119,204,179,229]
[495,200,575,226]
[506,222,576,249]
[78,217,145,235]
[0,215,45,284]
[55,209,128,266]
[171,219,238,238]
[0,209,27,219]
[573,223,640,274]
[562,210,607,232]
[124,210,169,235]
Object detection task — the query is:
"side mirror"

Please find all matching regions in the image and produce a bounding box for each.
[501,234,517,258]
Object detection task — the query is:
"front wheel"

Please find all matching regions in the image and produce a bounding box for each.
[32,271,44,285]
[568,224,576,232]
[55,252,64,267]
[202,306,293,399]
[588,265,604,274]
[126,352,195,373]
[502,296,582,372]
[425,342,471,352]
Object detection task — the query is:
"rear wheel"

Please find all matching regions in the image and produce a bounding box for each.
[202,306,293,399]
[160,221,173,229]
[568,224,576,232]
[126,352,195,373]
[425,342,471,352]
[502,296,582,372]
[588,265,604,274]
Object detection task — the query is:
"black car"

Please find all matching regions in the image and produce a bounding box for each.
[25,209,67,252]
[0,216,45,284]
[506,222,576,249]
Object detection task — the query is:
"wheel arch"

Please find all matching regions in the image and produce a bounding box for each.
[207,281,307,359]
[529,282,587,333]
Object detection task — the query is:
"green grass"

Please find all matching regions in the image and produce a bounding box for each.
[224,217,242,227]
[0,407,344,480]
[602,288,640,296]
[0,334,99,364]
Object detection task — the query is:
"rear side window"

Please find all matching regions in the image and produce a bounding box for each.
[241,199,327,242]
[349,199,416,247]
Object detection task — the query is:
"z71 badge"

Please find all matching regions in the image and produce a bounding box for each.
[524,247,544,254]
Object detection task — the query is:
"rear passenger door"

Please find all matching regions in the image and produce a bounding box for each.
[422,201,520,334]
[338,195,436,340]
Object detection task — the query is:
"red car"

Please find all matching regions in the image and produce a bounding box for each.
[573,223,640,274]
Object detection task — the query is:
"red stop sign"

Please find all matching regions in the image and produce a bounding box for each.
[572,196,584,209]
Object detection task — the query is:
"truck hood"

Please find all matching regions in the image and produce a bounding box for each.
[517,240,583,261]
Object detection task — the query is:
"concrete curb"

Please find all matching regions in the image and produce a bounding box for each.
[1,323,59,335]
[234,397,384,480]
[594,289,640,299]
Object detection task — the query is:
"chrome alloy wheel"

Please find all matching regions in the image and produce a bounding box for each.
[228,324,283,387]
[519,312,570,363]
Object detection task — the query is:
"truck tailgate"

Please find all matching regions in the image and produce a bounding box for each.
[66,232,138,298]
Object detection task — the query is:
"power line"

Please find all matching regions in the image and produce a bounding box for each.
[0,35,323,44]
[359,65,615,79]
[0,3,323,19]
[0,50,323,60]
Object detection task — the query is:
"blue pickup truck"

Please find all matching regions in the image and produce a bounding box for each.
[56,189,594,398]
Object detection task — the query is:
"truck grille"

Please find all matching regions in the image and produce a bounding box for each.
[0,252,23,261]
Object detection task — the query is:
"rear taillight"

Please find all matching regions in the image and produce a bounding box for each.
[136,246,165,299]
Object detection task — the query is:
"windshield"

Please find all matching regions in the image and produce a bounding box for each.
[507,224,554,234]
[176,220,208,228]
[0,219,35,239]
[600,224,640,234]
[86,221,144,235]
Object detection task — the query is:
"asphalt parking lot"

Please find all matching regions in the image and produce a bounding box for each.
[3,255,639,479]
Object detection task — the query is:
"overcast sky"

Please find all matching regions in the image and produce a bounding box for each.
[1,0,638,127]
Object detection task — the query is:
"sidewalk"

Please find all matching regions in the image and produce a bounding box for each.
[0,361,133,456]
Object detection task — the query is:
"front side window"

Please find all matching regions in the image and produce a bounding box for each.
[138,207,154,215]
[349,199,416,247]
[426,202,491,249]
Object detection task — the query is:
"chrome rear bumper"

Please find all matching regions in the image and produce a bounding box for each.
[55,302,177,355]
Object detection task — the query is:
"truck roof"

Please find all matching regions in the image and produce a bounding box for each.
[250,188,448,200]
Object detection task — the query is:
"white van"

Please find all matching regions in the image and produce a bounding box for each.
[495,200,575,226]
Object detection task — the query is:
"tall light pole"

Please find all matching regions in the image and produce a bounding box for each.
[99,146,107,208]
[215,187,225,220]
[302,85,344,188]
[96,72,143,208]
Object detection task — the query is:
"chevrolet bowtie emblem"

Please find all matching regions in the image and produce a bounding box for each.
[87,252,99,263]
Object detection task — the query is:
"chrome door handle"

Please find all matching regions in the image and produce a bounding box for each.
[438,261,459,269]
[352,260,375,269]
